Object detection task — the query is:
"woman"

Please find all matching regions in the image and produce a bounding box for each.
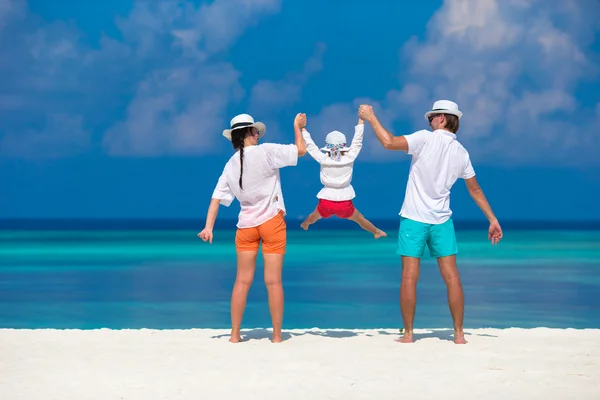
[198,112,307,343]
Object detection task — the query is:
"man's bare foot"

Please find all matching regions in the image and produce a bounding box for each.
[374,229,387,239]
[454,331,467,344]
[229,329,241,343]
[300,221,310,230]
[395,332,414,343]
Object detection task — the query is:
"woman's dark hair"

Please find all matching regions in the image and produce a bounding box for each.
[230,127,252,190]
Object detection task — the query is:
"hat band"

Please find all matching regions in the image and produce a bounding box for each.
[231,122,253,129]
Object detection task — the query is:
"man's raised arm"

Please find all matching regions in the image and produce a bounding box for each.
[358,104,408,152]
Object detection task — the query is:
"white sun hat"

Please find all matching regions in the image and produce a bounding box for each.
[320,130,351,152]
[222,114,266,141]
[424,100,463,121]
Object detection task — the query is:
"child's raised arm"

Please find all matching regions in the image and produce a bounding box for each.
[345,121,364,161]
[301,127,327,163]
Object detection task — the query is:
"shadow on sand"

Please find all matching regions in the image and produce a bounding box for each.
[210,328,500,343]
[410,329,499,342]
[212,328,496,342]
[210,328,374,342]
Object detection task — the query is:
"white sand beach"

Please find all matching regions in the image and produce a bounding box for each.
[1,327,599,400]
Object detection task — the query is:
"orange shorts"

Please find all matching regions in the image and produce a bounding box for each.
[235,211,287,254]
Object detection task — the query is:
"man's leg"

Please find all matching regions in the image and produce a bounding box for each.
[398,256,420,343]
[396,217,428,343]
[429,218,466,344]
[437,255,466,344]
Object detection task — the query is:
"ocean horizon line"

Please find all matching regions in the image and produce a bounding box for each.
[1,326,597,332]
[1,218,600,230]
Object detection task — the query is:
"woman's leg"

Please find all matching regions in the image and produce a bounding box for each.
[230,251,258,342]
[348,209,387,239]
[232,227,260,343]
[260,212,287,342]
[263,253,285,342]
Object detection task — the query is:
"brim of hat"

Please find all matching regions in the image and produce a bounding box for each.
[222,122,266,141]
[424,109,463,120]
[320,146,351,152]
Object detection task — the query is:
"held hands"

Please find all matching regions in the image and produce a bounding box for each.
[294,113,307,129]
[358,104,375,122]
[488,220,503,245]
[198,228,213,244]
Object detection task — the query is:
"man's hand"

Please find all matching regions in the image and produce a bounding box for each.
[488,220,502,245]
[358,104,375,122]
[198,228,213,244]
[294,113,307,129]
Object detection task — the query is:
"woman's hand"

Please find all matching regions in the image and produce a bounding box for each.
[294,113,307,129]
[198,228,213,244]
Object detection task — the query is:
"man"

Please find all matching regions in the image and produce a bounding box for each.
[358,100,502,344]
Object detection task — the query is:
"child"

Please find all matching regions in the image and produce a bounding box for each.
[300,117,386,239]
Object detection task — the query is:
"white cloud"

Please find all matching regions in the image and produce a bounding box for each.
[0,0,22,31]
[246,43,327,142]
[0,114,90,158]
[103,63,243,156]
[249,43,326,113]
[102,0,282,156]
[392,0,600,165]
[0,0,283,158]
[313,0,600,165]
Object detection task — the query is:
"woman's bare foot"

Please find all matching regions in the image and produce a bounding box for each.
[374,229,387,239]
[454,330,468,344]
[272,336,283,343]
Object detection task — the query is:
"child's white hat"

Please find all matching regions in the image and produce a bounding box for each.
[320,130,351,152]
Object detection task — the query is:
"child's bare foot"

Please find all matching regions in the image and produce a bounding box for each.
[300,220,310,230]
[374,229,387,239]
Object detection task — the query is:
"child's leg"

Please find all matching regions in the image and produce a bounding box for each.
[300,207,322,230]
[348,209,387,239]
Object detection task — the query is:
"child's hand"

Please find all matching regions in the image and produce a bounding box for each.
[358,117,364,125]
[294,113,307,129]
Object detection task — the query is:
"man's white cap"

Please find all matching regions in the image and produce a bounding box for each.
[424,100,463,121]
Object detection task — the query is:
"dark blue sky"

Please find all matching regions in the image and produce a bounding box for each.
[1,0,599,220]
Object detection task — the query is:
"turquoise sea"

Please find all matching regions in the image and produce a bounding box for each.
[1,219,599,330]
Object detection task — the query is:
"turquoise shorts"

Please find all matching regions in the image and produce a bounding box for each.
[397,216,458,258]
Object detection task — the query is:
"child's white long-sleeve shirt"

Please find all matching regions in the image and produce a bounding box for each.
[302,124,364,201]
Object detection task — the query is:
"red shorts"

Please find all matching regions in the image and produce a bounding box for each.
[317,199,355,219]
